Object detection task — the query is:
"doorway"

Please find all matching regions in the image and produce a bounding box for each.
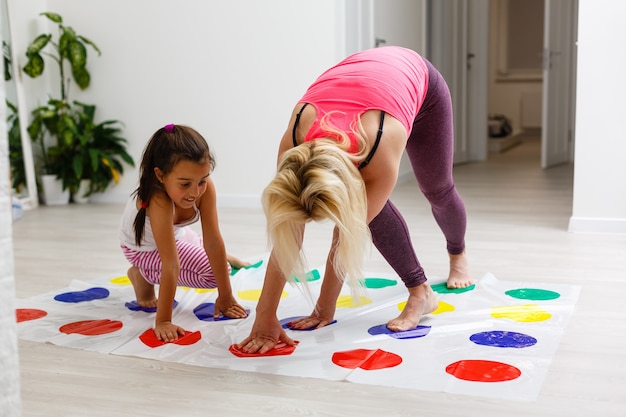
[349,0,577,169]
[487,0,544,161]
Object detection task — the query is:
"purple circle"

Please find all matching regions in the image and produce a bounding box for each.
[54,287,110,303]
[193,302,249,321]
[470,330,537,348]
[125,299,178,313]
[280,316,337,331]
[367,324,431,339]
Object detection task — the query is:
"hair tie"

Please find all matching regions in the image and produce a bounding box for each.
[164,124,175,133]
[141,201,148,209]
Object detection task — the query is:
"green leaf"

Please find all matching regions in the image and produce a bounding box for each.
[23,54,44,78]
[62,129,74,147]
[68,40,87,68]
[78,36,101,56]
[73,154,83,179]
[40,12,63,24]
[72,66,90,90]
[25,34,51,56]
[27,117,42,141]
[119,150,135,167]
[88,148,99,171]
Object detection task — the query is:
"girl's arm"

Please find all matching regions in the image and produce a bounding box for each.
[198,178,247,318]
[147,193,185,341]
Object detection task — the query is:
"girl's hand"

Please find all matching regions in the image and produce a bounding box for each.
[238,315,295,354]
[214,296,248,319]
[154,321,186,342]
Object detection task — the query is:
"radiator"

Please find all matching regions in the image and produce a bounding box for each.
[520,91,542,129]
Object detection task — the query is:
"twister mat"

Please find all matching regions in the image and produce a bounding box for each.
[15,257,580,402]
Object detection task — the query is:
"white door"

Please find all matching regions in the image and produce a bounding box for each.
[348,0,488,168]
[428,0,489,164]
[541,0,578,168]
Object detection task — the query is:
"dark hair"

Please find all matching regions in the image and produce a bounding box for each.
[132,124,216,245]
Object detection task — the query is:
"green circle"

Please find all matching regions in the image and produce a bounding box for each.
[505,288,560,301]
[431,282,475,294]
[294,269,321,283]
[361,278,398,289]
[230,259,263,275]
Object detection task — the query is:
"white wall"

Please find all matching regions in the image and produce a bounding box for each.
[11,0,346,207]
[0,13,22,414]
[569,0,626,233]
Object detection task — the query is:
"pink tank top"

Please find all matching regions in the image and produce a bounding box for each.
[299,46,429,151]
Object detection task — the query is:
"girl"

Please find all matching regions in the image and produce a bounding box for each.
[239,46,472,354]
[120,124,247,342]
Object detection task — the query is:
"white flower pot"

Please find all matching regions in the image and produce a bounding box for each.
[73,179,91,204]
[40,174,69,205]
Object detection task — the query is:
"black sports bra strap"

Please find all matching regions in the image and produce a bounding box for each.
[292,103,309,147]
[358,111,385,170]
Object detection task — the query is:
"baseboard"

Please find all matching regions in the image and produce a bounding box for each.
[568,216,626,234]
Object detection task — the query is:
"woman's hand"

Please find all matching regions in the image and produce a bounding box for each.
[287,313,335,330]
[154,321,186,342]
[237,315,295,354]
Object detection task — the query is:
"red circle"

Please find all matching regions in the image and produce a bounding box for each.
[59,319,123,336]
[332,348,403,370]
[445,359,521,382]
[138,328,202,348]
[16,308,47,323]
[229,342,298,357]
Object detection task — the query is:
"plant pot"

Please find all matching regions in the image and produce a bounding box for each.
[73,179,91,204]
[40,174,69,205]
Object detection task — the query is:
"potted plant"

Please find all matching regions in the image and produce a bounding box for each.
[6,99,27,195]
[22,11,133,203]
[72,101,134,201]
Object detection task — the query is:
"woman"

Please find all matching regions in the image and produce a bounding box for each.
[239,46,471,354]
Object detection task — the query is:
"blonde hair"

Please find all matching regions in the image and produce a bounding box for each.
[262,114,371,301]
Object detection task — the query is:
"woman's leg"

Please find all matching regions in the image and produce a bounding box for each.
[406,60,470,288]
[369,202,439,332]
[369,200,426,288]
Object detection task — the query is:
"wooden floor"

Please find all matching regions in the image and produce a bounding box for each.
[13,137,626,417]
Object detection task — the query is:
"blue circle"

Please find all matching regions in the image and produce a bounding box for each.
[193,302,250,321]
[368,323,431,339]
[125,299,178,313]
[470,330,537,348]
[54,287,110,303]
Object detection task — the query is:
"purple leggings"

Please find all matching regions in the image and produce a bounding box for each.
[368,60,466,288]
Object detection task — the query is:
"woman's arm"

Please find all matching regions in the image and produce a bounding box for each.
[237,248,297,353]
[359,113,408,222]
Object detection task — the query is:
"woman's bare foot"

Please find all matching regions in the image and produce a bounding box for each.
[447,251,473,289]
[387,283,438,332]
[227,254,251,270]
[127,266,157,308]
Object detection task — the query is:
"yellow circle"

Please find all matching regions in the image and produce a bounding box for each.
[238,289,288,301]
[491,303,551,322]
[432,300,455,315]
[110,276,131,286]
[397,300,455,315]
[336,295,372,308]
[194,288,217,294]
